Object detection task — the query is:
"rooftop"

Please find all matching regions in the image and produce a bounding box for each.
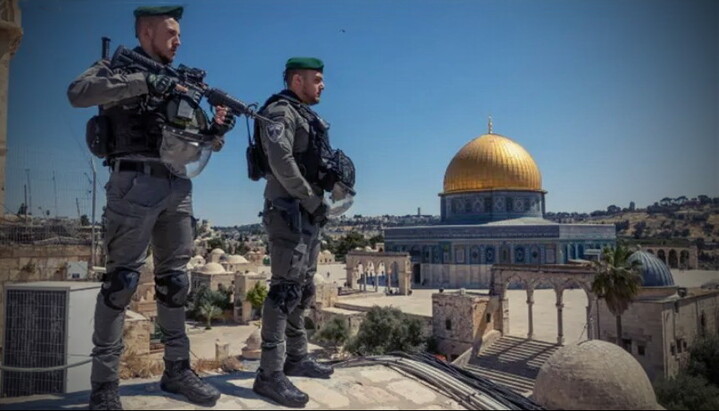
[0,356,542,410]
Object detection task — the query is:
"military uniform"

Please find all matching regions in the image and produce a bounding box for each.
[252,58,334,408]
[260,93,324,370]
[67,6,228,410]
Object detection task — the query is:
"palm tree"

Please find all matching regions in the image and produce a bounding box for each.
[198,301,223,330]
[591,244,643,346]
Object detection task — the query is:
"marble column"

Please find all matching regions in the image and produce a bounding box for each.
[556,290,565,345]
[527,287,535,339]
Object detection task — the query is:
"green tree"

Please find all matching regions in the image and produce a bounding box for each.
[187,285,231,318]
[654,372,719,410]
[245,281,268,319]
[198,301,223,330]
[236,242,250,255]
[316,317,350,349]
[687,335,719,386]
[80,214,90,226]
[207,237,226,251]
[346,306,426,355]
[369,234,384,248]
[334,231,368,261]
[591,244,642,345]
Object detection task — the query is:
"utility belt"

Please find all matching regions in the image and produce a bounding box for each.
[109,159,172,179]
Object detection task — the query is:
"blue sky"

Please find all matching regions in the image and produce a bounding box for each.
[7,0,718,226]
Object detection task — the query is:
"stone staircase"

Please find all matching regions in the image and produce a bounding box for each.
[463,335,561,396]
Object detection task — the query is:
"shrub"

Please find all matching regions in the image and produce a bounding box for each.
[246,281,269,311]
[346,306,426,355]
[654,372,719,410]
[687,335,719,387]
[316,317,350,348]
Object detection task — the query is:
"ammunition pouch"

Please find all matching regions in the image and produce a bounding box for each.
[85,115,111,159]
[247,138,267,181]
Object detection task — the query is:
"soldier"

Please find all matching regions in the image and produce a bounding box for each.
[67,6,234,410]
[252,57,337,407]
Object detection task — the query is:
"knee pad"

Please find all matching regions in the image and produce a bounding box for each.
[155,273,189,308]
[299,282,316,309]
[101,269,140,310]
[267,283,302,315]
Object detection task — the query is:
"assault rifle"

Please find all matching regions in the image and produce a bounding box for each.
[109,45,276,126]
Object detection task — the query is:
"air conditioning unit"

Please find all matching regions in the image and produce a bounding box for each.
[1,281,100,397]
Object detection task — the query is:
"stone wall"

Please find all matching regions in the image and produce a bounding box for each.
[0,244,92,350]
[432,290,497,359]
[422,263,493,288]
[597,288,719,381]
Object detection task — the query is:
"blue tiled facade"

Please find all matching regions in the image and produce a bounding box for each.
[440,190,546,224]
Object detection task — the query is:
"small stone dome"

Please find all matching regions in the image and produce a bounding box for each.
[629,250,675,287]
[242,327,262,360]
[200,262,226,274]
[210,248,225,255]
[226,254,249,264]
[533,340,661,410]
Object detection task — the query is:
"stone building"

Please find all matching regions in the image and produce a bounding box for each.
[642,244,699,269]
[191,262,234,293]
[0,0,22,214]
[432,289,499,361]
[318,249,335,265]
[207,248,225,264]
[596,250,719,380]
[384,124,616,288]
[221,254,255,274]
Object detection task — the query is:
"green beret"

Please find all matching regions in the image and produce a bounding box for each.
[133,5,184,20]
[285,57,324,72]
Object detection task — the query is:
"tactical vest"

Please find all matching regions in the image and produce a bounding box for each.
[102,49,209,160]
[102,61,165,159]
[250,91,333,190]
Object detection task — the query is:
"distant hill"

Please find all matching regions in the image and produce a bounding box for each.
[547,196,719,269]
[213,195,719,268]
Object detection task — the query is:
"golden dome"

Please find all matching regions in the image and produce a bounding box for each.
[443,133,542,194]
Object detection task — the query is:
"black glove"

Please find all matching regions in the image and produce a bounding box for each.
[209,111,236,136]
[310,202,329,227]
[146,73,177,96]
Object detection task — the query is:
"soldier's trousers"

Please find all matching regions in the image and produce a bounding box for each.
[91,165,194,383]
[260,199,321,373]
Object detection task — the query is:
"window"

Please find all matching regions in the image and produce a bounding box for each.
[486,314,492,323]
[638,345,646,356]
[622,338,632,352]
[670,344,676,356]
[676,339,683,354]
[445,319,452,331]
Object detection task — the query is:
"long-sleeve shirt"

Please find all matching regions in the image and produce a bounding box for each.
[67,58,148,108]
[260,94,323,214]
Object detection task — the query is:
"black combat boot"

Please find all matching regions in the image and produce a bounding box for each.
[160,359,221,406]
[284,356,334,379]
[89,380,123,410]
[253,370,309,408]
